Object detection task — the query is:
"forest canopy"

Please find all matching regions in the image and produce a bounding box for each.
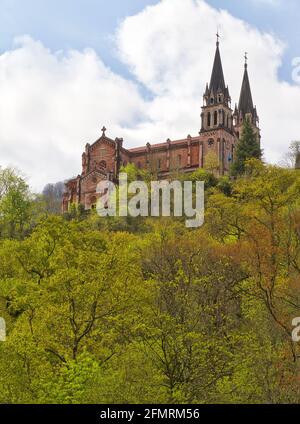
[0,160,300,403]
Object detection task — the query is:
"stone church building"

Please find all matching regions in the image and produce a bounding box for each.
[62,39,261,212]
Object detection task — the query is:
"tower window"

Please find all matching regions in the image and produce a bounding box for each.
[214,111,218,126]
[207,112,211,127]
[210,97,214,104]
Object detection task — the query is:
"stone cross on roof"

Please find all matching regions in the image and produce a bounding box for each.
[101,126,107,136]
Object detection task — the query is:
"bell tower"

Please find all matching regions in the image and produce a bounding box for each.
[233,54,261,145]
[201,34,233,133]
[199,34,237,175]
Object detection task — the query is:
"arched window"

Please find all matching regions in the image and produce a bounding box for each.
[210,97,214,104]
[207,112,211,127]
[214,111,218,126]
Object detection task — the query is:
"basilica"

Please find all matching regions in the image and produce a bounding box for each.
[62,38,261,212]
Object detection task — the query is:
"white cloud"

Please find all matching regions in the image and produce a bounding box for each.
[116,0,300,164]
[0,36,146,190]
[0,0,299,191]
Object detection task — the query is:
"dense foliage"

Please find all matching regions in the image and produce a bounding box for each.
[231,118,262,176]
[0,160,300,403]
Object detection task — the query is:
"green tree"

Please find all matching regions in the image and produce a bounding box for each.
[231,117,262,176]
[0,167,32,239]
[2,162,300,404]
[204,151,219,174]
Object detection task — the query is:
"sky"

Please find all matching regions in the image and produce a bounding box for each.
[0,0,299,190]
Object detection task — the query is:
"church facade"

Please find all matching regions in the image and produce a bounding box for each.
[62,39,261,212]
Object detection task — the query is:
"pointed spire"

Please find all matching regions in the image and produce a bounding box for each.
[238,56,255,118]
[209,37,226,93]
[216,30,220,47]
[244,52,248,68]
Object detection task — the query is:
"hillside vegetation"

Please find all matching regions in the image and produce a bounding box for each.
[0,159,300,403]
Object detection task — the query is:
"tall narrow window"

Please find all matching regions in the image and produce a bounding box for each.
[214,111,218,126]
[158,159,161,169]
[207,112,211,127]
[177,155,182,167]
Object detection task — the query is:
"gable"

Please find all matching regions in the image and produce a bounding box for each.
[88,137,116,173]
[80,170,108,194]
